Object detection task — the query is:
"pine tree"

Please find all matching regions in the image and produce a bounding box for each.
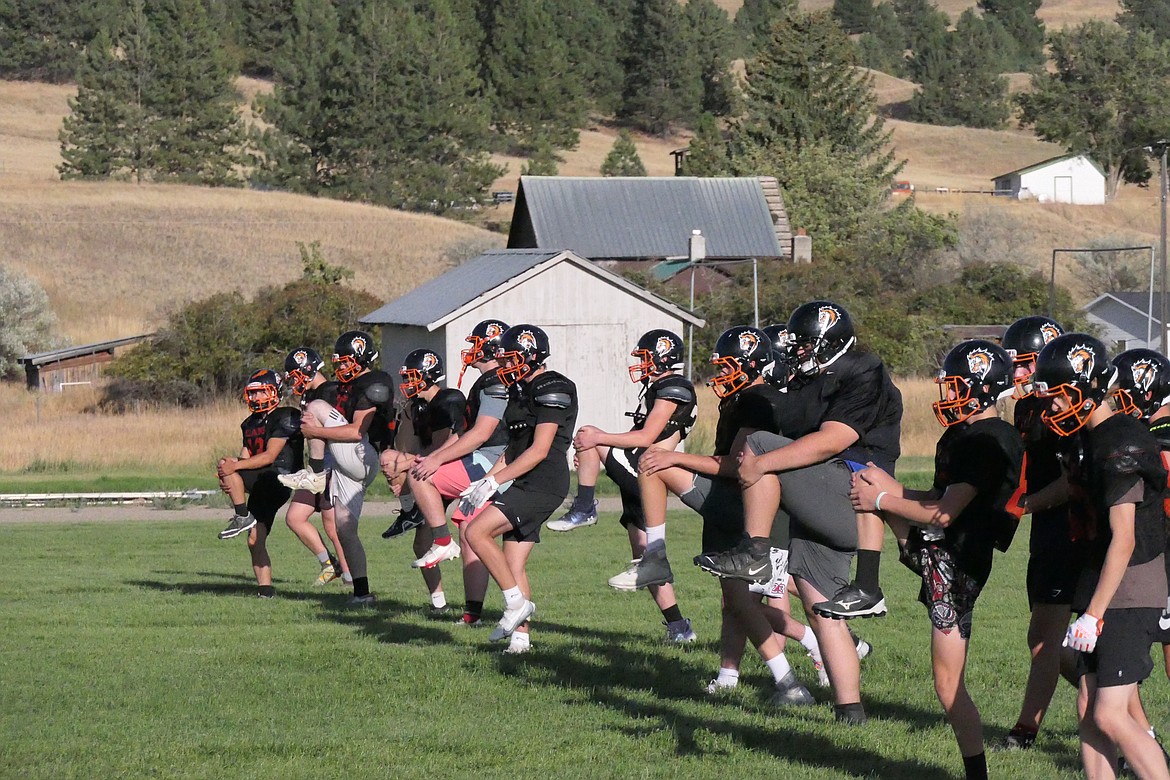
[601,130,648,176]
[979,0,1045,69]
[833,0,875,34]
[618,0,702,135]
[681,113,730,176]
[734,0,797,58]
[0,0,118,82]
[59,28,136,179]
[683,0,739,118]
[521,137,560,176]
[908,10,1010,128]
[1118,0,1170,43]
[551,0,630,116]
[858,4,908,77]
[893,0,949,56]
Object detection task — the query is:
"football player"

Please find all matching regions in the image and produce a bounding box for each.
[996,316,1077,752]
[297,331,395,605]
[852,341,1025,780]
[216,369,303,598]
[380,348,468,614]
[408,319,511,627]
[279,347,349,588]
[635,326,818,708]
[557,329,699,643]
[459,324,578,654]
[699,301,902,629]
[1026,334,1170,780]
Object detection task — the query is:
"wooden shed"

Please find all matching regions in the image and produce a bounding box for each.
[20,335,152,392]
[360,248,705,438]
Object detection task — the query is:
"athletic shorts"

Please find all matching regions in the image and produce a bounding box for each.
[681,474,749,552]
[1026,553,1079,607]
[289,471,333,512]
[240,469,291,530]
[327,439,378,521]
[430,451,508,524]
[909,538,983,639]
[492,487,564,544]
[603,447,645,531]
[1075,608,1160,687]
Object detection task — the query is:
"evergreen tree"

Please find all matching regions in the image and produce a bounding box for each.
[833,0,875,34]
[893,0,949,55]
[58,28,138,179]
[552,0,631,116]
[0,0,118,82]
[618,0,702,135]
[857,4,908,77]
[979,0,1045,69]
[236,0,296,76]
[683,0,738,118]
[1017,22,1170,198]
[681,113,730,176]
[734,0,797,58]
[1118,0,1170,43]
[908,10,1010,128]
[601,130,648,176]
[521,137,560,175]
[481,0,586,150]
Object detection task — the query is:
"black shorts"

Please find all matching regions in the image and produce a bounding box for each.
[603,447,645,531]
[910,538,984,640]
[240,469,291,529]
[1026,554,1079,607]
[1076,607,1160,687]
[492,487,565,544]
[681,474,747,553]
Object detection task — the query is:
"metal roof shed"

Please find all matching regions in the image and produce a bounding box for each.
[361,248,705,439]
[20,334,153,392]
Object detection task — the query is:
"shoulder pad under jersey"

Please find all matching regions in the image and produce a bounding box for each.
[654,379,696,404]
[483,381,509,401]
[532,374,575,409]
[364,381,391,404]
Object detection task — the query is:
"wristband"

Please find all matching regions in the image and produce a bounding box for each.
[874,491,888,512]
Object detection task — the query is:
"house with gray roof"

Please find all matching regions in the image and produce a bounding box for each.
[1082,290,1167,350]
[361,248,705,437]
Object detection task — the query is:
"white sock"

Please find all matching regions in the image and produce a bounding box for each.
[646,525,666,553]
[342,572,353,584]
[502,586,524,610]
[431,591,447,609]
[798,629,820,654]
[509,631,530,648]
[765,653,792,683]
[716,667,740,686]
[1150,727,1158,739]
[316,551,331,565]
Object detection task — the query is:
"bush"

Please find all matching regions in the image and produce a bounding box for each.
[0,265,62,379]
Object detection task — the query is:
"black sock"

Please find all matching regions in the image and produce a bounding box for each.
[962,752,988,780]
[309,457,324,473]
[466,600,484,620]
[573,485,595,510]
[856,550,882,591]
[233,503,248,517]
[258,585,275,598]
[661,604,684,624]
[353,577,370,597]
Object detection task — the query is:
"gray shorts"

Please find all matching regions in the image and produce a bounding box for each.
[745,431,858,597]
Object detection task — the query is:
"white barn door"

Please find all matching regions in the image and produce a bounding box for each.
[1054,176,1073,204]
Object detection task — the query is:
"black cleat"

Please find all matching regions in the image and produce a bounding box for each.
[812,581,888,620]
[693,537,775,584]
[382,506,425,539]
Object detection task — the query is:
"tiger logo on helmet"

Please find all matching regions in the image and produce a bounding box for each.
[1040,323,1061,345]
[656,336,675,359]
[1067,344,1096,379]
[966,348,994,381]
[817,305,839,334]
[517,330,539,352]
[737,330,760,354]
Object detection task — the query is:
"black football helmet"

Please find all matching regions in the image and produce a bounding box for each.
[708,325,773,398]
[1111,348,1170,420]
[629,329,684,383]
[1001,315,1064,398]
[762,324,795,387]
[332,330,378,383]
[244,369,282,414]
[283,346,324,395]
[459,319,508,387]
[496,324,550,387]
[400,348,445,399]
[787,300,856,376]
[932,340,1013,427]
[1032,333,1115,436]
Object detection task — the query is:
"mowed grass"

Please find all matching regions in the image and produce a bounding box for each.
[5,511,1166,779]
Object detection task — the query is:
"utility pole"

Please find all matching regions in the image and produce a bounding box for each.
[1161,143,1168,352]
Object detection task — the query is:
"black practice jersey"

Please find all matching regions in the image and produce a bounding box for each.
[241,407,304,474]
[1014,395,1070,551]
[502,370,578,496]
[629,374,698,443]
[920,416,1025,585]
[780,351,902,467]
[466,370,511,450]
[714,382,787,456]
[301,380,338,410]
[334,370,395,453]
[408,388,467,449]
[1066,414,1168,576]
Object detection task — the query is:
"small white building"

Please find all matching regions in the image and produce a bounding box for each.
[360,248,705,438]
[992,154,1106,205]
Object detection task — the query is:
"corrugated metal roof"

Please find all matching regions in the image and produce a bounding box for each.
[361,249,561,326]
[509,176,784,259]
[20,334,153,366]
[360,248,705,328]
[992,154,1105,181]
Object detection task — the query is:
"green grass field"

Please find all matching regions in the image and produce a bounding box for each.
[4,510,1165,779]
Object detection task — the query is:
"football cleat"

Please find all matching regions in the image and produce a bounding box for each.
[454,614,484,628]
[503,632,531,655]
[705,677,738,696]
[693,537,775,584]
[347,593,377,607]
[412,540,461,569]
[278,468,327,494]
[812,582,888,620]
[992,726,1037,752]
[769,670,815,707]
[382,506,425,539]
[546,500,599,532]
[314,563,340,587]
[217,512,257,540]
[490,599,535,641]
[608,548,674,591]
[664,618,697,644]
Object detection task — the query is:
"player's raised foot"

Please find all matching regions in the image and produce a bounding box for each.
[608,548,673,591]
[693,537,776,584]
[812,582,888,620]
[382,506,425,539]
[546,500,598,532]
[412,539,461,569]
[278,468,327,494]
[769,670,815,707]
[217,512,256,540]
[664,618,697,644]
[489,599,535,641]
[504,632,531,655]
[314,562,340,587]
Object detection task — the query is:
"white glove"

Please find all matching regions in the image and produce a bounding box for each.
[458,476,500,515]
[1063,613,1103,653]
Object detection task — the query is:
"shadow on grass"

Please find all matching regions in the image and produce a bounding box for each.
[480,617,954,778]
